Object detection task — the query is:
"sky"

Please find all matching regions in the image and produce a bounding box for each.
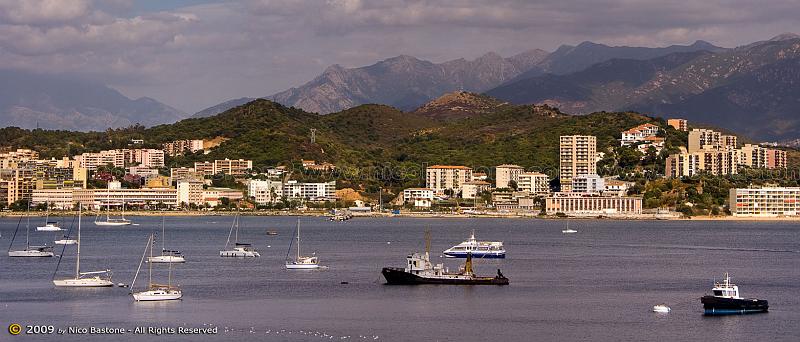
[1,0,799,114]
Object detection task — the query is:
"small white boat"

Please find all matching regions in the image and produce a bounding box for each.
[147,217,186,263]
[285,219,321,269]
[53,205,114,287]
[131,234,182,301]
[54,238,77,245]
[94,190,133,226]
[37,221,63,232]
[443,230,505,258]
[652,304,671,313]
[220,215,259,257]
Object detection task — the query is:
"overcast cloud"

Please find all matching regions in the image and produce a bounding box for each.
[1,0,798,113]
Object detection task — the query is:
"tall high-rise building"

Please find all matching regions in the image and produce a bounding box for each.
[667,119,688,131]
[559,135,596,192]
[425,165,473,196]
[688,129,722,152]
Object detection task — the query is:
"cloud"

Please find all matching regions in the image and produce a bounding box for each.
[0,0,91,25]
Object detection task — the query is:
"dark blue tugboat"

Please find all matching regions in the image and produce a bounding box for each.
[701,273,768,315]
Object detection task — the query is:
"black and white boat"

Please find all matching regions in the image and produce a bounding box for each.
[700,273,768,315]
[382,232,508,285]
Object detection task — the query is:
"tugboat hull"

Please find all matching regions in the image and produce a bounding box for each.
[381,268,509,285]
[701,296,769,315]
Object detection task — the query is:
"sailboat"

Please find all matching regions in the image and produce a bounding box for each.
[95,189,132,226]
[285,219,320,269]
[8,203,54,257]
[131,234,182,301]
[148,216,186,263]
[562,221,577,234]
[53,204,114,287]
[36,204,62,232]
[219,214,259,257]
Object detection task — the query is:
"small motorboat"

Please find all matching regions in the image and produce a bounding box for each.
[652,304,671,313]
[700,272,768,315]
[562,229,578,234]
[266,230,278,236]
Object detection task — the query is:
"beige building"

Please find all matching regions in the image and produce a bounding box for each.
[74,187,178,208]
[495,164,524,189]
[425,165,473,196]
[667,119,688,131]
[665,146,738,178]
[559,135,596,192]
[729,187,800,217]
[193,159,253,176]
[462,181,491,199]
[31,188,76,210]
[768,149,788,169]
[517,172,550,196]
[163,139,204,156]
[688,129,722,152]
[545,193,642,216]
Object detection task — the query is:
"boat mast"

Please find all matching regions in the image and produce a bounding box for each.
[424,229,431,259]
[161,216,166,252]
[234,214,239,244]
[148,232,153,288]
[25,200,31,248]
[76,204,81,279]
[296,219,301,260]
[130,234,151,294]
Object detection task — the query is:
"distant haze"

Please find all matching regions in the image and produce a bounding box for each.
[1,0,799,113]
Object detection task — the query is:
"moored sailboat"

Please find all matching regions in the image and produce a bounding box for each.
[95,188,132,226]
[53,205,113,287]
[8,205,54,257]
[131,234,182,301]
[36,205,63,232]
[219,214,259,257]
[285,219,321,269]
[148,216,186,263]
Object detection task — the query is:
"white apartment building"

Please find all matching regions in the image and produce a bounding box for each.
[572,174,605,193]
[559,135,597,192]
[517,172,550,196]
[403,188,434,208]
[177,180,204,206]
[283,180,336,201]
[425,165,473,196]
[545,193,642,216]
[133,149,165,168]
[248,179,284,204]
[74,187,178,208]
[665,146,739,178]
[193,159,253,176]
[495,164,524,189]
[163,139,204,156]
[729,187,800,217]
[621,123,660,145]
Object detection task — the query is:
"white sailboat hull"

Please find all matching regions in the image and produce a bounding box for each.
[55,239,78,245]
[148,255,186,263]
[132,289,182,301]
[285,263,321,269]
[219,250,259,257]
[53,277,114,287]
[37,226,63,232]
[8,249,54,257]
[95,221,132,226]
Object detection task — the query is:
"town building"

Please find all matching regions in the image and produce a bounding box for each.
[425,165,473,196]
[283,180,336,201]
[202,187,244,207]
[461,181,491,199]
[492,191,537,211]
[248,179,284,204]
[621,123,660,146]
[403,188,434,208]
[163,139,204,156]
[572,174,605,193]
[559,135,597,192]
[31,188,76,210]
[132,149,165,168]
[768,149,788,169]
[495,164,524,189]
[177,180,204,206]
[667,119,688,131]
[545,193,643,216]
[688,129,722,152]
[73,187,178,208]
[665,146,738,177]
[603,179,632,196]
[729,187,800,217]
[517,172,550,196]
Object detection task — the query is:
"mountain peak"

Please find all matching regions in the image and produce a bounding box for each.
[412,91,506,120]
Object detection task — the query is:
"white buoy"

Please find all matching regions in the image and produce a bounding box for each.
[653,304,671,313]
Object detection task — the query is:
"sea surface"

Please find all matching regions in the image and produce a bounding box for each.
[1,216,799,341]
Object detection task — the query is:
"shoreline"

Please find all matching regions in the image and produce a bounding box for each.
[1,211,799,221]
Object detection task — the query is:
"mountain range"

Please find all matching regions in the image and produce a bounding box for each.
[0,69,186,131]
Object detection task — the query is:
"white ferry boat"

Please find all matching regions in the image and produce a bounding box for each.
[443,231,505,259]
